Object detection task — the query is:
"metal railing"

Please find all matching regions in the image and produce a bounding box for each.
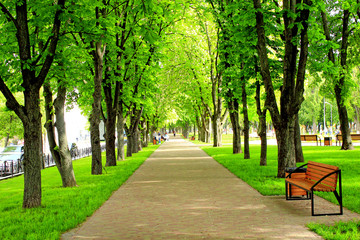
[0,144,106,180]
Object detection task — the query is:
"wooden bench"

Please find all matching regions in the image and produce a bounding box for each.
[336,134,360,146]
[300,135,321,146]
[285,161,342,216]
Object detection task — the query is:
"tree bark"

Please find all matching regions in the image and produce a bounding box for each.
[354,105,360,133]
[144,120,150,147]
[294,114,304,162]
[259,118,267,166]
[183,122,190,138]
[90,41,105,175]
[228,98,242,154]
[117,102,125,161]
[255,75,267,166]
[212,117,221,146]
[22,87,42,208]
[241,75,250,159]
[44,82,77,187]
[103,79,119,166]
[125,107,143,157]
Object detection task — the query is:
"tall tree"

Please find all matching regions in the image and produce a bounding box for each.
[253,0,312,177]
[319,1,356,150]
[44,78,77,187]
[0,0,66,207]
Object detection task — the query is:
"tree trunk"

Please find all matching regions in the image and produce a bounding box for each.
[259,123,267,166]
[117,102,125,161]
[336,96,354,150]
[183,123,189,138]
[103,68,119,166]
[205,117,211,143]
[140,120,146,148]
[255,70,267,165]
[125,128,132,158]
[22,88,42,208]
[53,84,77,186]
[354,105,360,133]
[44,82,77,187]
[144,120,150,147]
[257,109,267,166]
[90,41,105,175]
[275,119,297,178]
[132,127,140,153]
[294,114,304,162]
[125,107,143,157]
[228,99,242,154]
[212,116,221,147]
[242,77,250,159]
[104,111,116,166]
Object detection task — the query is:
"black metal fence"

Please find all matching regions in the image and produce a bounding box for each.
[0,159,22,178]
[0,145,106,179]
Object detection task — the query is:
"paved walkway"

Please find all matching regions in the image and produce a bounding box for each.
[62,136,360,240]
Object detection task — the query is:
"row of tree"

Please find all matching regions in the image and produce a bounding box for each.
[162,0,360,177]
[0,0,185,208]
[0,0,359,209]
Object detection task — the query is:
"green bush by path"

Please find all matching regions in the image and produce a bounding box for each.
[201,145,360,240]
[0,144,159,240]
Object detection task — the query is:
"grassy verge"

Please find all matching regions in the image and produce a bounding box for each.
[0,144,159,240]
[201,144,360,240]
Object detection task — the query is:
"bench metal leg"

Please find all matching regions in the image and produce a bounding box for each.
[286,184,342,216]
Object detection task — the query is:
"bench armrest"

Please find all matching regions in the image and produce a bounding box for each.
[285,163,308,178]
[310,169,341,190]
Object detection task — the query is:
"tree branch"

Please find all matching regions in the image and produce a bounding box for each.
[0,76,26,121]
[36,0,66,88]
[0,2,19,29]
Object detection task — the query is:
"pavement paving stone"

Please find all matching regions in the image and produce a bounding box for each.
[62,136,360,240]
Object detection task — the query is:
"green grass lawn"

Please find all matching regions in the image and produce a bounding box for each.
[0,144,159,240]
[200,144,360,240]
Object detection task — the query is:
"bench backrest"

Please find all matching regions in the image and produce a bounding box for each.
[306,161,339,190]
[300,135,318,141]
[337,134,360,141]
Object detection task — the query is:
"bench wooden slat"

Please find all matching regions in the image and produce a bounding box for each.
[287,179,335,192]
[306,162,338,188]
[306,173,337,188]
[336,134,360,146]
[306,168,338,182]
[285,161,342,216]
[308,161,339,170]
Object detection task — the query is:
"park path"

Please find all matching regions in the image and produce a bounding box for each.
[62,136,360,240]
